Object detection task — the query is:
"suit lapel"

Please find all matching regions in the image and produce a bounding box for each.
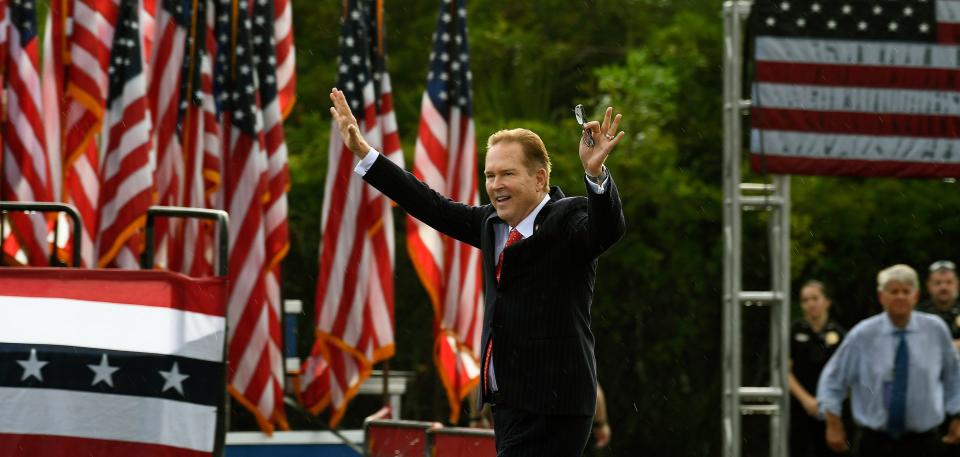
[483,212,501,284]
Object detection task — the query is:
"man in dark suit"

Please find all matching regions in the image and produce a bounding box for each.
[329,87,626,456]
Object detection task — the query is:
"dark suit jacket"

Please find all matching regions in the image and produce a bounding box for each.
[363,153,626,416]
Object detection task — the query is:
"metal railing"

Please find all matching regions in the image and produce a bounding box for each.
[0,202,83,267]
[140,206,230,276]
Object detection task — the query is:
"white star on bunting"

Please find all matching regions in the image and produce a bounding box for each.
[159,362,190,395]
[88,354,120,387]
[17,348,48,382]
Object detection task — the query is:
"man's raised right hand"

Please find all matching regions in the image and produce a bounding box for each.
[330,88,371,158]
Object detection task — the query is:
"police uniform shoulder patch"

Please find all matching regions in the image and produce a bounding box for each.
[825,331,839,346]
[795,333,810,343]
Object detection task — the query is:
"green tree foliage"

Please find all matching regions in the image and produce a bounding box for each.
[278,1,960,455]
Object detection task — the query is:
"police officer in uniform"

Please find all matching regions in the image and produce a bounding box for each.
[788,280,846,457]
[920,260,960,456]
[919,260,960,347]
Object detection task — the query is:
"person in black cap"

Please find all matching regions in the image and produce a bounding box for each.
[788,280,845,457]
[919,260,960,351]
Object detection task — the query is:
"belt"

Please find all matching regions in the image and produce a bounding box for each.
[862,427,938,441]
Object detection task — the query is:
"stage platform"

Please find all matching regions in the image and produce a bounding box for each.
[225,431,363,457]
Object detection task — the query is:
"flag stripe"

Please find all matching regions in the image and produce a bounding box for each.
[0,268,226,313]
[756,36,960,68]
[939,0,960,22]
[0,434,209,457]
[0,295,225,361]
[750,154,960,177]
[755,60,960,91]
[940,22,960,43]
[754,107,960,137]
[752,129,960,161]
[0,388,216,452]
[0,343,224,405]
[754,82,960,115]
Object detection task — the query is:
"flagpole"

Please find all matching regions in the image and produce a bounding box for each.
[445,0,464,425]
[0,62,6,262]
[375,0,392,414]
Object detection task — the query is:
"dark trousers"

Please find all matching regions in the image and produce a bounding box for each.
[492,403,592,457]
[790,412,832,457]
[858,428,940,457]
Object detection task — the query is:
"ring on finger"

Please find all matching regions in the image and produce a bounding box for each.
[604,133,615,140]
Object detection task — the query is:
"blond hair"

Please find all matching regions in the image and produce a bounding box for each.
[487,128,551,192]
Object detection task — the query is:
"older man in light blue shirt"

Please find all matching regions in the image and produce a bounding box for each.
[817,264,960,456]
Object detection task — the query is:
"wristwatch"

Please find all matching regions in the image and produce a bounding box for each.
[586,166,608,186]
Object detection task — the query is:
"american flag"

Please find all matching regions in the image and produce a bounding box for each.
[2,0,53,266]
[96,0,155,268]
[252,0,290,424]
[201,0,222,211]
[407,0,482,423]
[62,0,118,266]
[750,0,960,177]
[0,268,228,456]
[148,0,190,269]
[301,0,403,427]
[273,0,295,120]
[216,0,286,433]
[178,0,221,277]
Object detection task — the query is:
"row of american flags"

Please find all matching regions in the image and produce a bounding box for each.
[0,0,484,437]
[0,0,296,435]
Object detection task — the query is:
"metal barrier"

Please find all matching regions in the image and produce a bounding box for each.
[427,427,495,457]
[363,419,437,457]
[0,201,83,266]
[363,420,496,457]
[140,206,230,276]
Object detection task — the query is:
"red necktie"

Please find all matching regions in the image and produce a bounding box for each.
[484,228,523,395]
[495,228,523,283]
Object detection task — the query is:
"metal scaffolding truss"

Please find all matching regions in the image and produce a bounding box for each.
[723,1,791,456]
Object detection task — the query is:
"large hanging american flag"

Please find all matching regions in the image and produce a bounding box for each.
[216,0,286,433]
[407,0,483,423]
[301,0,402,427]
[96,0,155,268]
[2,0,53,266]
[750,0,960,177]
